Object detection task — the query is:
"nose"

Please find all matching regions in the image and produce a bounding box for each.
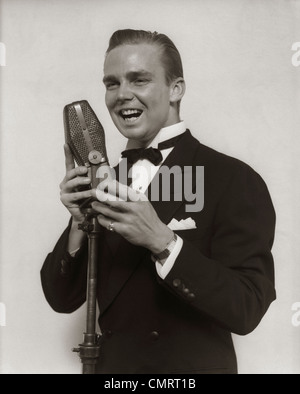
[116,81,134,102]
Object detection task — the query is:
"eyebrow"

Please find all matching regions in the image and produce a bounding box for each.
[102,70,153,84]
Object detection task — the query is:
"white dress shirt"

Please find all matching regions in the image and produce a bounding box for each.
[125,121,186,279]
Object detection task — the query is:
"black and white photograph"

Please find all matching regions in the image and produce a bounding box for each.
[0,0,300,376]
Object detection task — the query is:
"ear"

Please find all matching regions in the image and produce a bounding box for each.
[169,77,186,104]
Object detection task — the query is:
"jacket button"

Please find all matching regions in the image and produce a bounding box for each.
[187,293,195,301]
[173,279,181,288]
[183,287,190,295]
[150,331,159,341]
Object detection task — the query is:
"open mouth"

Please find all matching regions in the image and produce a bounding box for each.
[119,109,143,122]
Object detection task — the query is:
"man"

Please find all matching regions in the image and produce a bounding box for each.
[41,29,276,374]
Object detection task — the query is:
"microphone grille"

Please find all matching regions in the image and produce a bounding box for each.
[64,100,109,166]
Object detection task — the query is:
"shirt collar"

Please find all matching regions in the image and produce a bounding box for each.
[126,121,186,150]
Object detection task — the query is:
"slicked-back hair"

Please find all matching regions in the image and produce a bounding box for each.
[106,29,184,86]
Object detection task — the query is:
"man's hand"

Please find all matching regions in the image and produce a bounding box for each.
[91,181,174,254]
[59,144,93,224]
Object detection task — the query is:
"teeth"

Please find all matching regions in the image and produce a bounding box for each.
[121,109,142,116]
[124,117,139,122]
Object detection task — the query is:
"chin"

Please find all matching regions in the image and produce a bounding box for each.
[123,131,150,144]
[116,124,152,142]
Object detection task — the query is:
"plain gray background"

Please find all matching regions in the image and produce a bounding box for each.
[0,0,300,374]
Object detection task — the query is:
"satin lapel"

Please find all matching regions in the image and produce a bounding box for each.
[148,130,200,224]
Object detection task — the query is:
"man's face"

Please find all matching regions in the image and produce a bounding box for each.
[103,43,176,146]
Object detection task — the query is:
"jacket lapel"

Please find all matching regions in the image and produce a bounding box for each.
[148,130,200,224]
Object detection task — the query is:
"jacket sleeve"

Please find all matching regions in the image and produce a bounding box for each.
[40,219,88,313]
[162,165,276,336]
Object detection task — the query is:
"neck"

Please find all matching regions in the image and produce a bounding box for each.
[144,119,182,147]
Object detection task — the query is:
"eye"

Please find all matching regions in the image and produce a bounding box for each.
[105,82,118,90]
[104,80,119,90]
[135,78,149,86]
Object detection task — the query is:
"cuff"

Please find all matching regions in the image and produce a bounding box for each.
[155,236,183,280]
[69,247,80,257]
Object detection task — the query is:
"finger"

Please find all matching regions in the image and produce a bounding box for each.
[92,189,132,213]
[113,181,148,202]
[96,180,148,203]
[91,190,125,211]
[64,144,75,172]
[92,189,147,213]
[97,214,120,233]
[97,179,123,197]
[97,179,129,199]
[91,201,124,221]
[92,187,125,203]
[65,166,89,182]
[127,186,148,202]
[63,175,91,193]
[61,189,93,204]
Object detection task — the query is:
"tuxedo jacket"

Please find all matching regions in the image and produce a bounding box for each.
[41,130,276,374]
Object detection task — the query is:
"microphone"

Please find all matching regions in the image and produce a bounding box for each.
[63,100,115,192]
[64,101,112,370]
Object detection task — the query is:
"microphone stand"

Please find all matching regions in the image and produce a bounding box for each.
[72,151,107,374]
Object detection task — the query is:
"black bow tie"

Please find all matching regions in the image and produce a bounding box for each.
[121,132,186,166]
[121,147,162,166]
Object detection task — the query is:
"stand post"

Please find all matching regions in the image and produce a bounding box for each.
[71,150,113,374]
[72,210,102,375]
